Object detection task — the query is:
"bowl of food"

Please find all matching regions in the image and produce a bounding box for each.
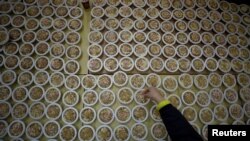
[104,30,118,43]
[161,20,174,32]
[200,19,213,32]
[105,5,119,18]
[115,106,131,124]
[113,71,128,87]
[82,90,98,106]
[150,105,161,121]
[34,71,49,86]
[96,125,113,141]
[48,72,64,90]
[69,7,83,19]
[175,20,188,32]
[105,17,119,30]
[167,94,182,109]
[99,90,115,106]
[65,75,81,90]
[147,31,161,43]
[60,125,77,141]
[97,74,112,89]
[237,73,250,87]
[147,19,160,31]
[114,125,130,141]
[165,58,179,72]
[119,57,134,72]
[62,107,78,124]
[7,120,25,138]
[181,90,196,106]
[98,107,114,124]
[229,104,244,120]
[134,44,148,57]
[0,120,7,138]
[196,91,210,107]
[49,57,64,72]
[218,59,231,73]
[90,18,104,31]
[176,32,188,44]
[28,86,44,102]
[146,73,161,88]
[199,107,214,124]
[0,70,16,85]
[29,102,45,120]
[182,106,197,123]
[178,73,193,89]
[79,107,96,124]
[81,74,96,90]
[208,73,222,88]
[214,104,229,122]
[231,59,243,73]
[224,88,238,104]
[119,30,133,43]
[12,86,28,102]
[163,76,178,92]
[87,58,103,73]
[134,89,150,105]
[135,57,150,72]
[149,57,164,73]
[0,85,11,101]
[4,55,19,70]
[210,88,224,104]
[173,9,184,20]
[45,103,62,120]
[162,33,176,45]
[78,125,95,141]
[50,44,65,58]
[88,31,103,44]
[104,57,119,72]
[17,71,33,87]
[151,123,168,140]
[184,9,196,20]
[132,105,148,123]
[202,45,215,58]
[117,87,133,104]
[0,101,11,119]
[134,19,147,31]
[44,121,60,139]
[119,6,132,18]
[64,60,80,74]
[88,44,102,58]
[222,73,236,88]
[119,43,133,57]
[45,87,61,103]
[191,58,205,72]
[62,90,79,107]
[131,123,148,140]
[189,45,202,58]
[133,31,147,44]
[104,43,118,57]
[26,121,43,140]
[129,74,145,90]
[176,45,189,58]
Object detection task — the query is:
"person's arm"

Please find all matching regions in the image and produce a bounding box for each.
[142,87,203,141]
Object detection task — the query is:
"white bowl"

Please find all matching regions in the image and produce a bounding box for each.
[222,73,236,88]
[97,107,114,125]
[147,19,160,31]
[119,57,134,72]
[81,74,97,90]
[67,18,83,31]
[163,76,178,92]
[49,72,65,88]
[0,85,12,101]
[119,30,133,43]
[43,120,60,139]
[199,107,214,124]
[48,57,65,72]
[90,18,105,31]
[82,90,98,106]
[115,106,131,123]
[113,125,131,141]
[103,57,119,72]
[194,75,209,90]
[99,90,116,107]
[104,30,119,43]
[61,107,79,124]
[134,44,148,57]
[87,58,103,73]
[134,89,150,105]
[178,73,193,89]
[135,57,150,72]
[22,30,36,43]
[145,73,161,88]
[0,101,11,119]
[151,122,168,140]
[104,43,119,57]
[44,87,61,104]
[50,43,65,58]
[129,74,145,90]
[34,42,50,56]
[7,120,25,139]
[149,57,165,73]
[34,70,49,86]
[65,31,81,45]
[165,58,179,72]
[0,120,8,138]
[205,57,218,72]
[117,87,134,104]
[105,5,119,18]
[132,105,148,122]
[119,43,134,57]
[113,71,128,87]
[4,55,19,70]
[133,31,147,44]
[237,73,250,87]
[178,58,192,73]
[150,105,162,121]
[224,88,238,104]
[176,45,189,58]
[243,101,250,117]
[79,107,96,124]
[69,6,83,19]
[181,90,197,106]
[131,123,148,140]
[96,125,113,141]
[45,103,62,120]
[196,91,211,107]
[105,17,120,30]
[167,94,182,110]
[35,56,49,70]
[87,44,103,58]
[229,104,244,120]
[64,59,80,74]
[213,104,229,122]
[162,45,176,58]
[191,58,205,73]
[11,102,28,120]
[50,30,65,43]
[66,45,82,60]
[60,125,77,141]
[12,86,28,102]
[148,43,162,57]
[181,106,197,123]
[17,71,33,87]
[210,88,224,104]
[97,74,113,89]
[26,121,43,140]
[64,75,81,90]
[78,125,96,141]
[208,73,222,88]
[62,90,79,107]
[39,17,53,29]
[29,102,45,120]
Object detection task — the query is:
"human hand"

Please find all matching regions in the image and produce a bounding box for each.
[141,87,164,104]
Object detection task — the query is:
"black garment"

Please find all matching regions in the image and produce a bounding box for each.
[159,104,203,141]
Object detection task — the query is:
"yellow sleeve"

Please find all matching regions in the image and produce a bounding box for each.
[156,100,171,111]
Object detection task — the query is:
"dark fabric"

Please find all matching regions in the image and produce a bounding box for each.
[159,104,203,141]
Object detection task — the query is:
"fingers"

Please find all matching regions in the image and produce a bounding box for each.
[141,88,149,95]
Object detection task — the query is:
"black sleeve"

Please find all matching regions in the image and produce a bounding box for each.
[159,104,203,141]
